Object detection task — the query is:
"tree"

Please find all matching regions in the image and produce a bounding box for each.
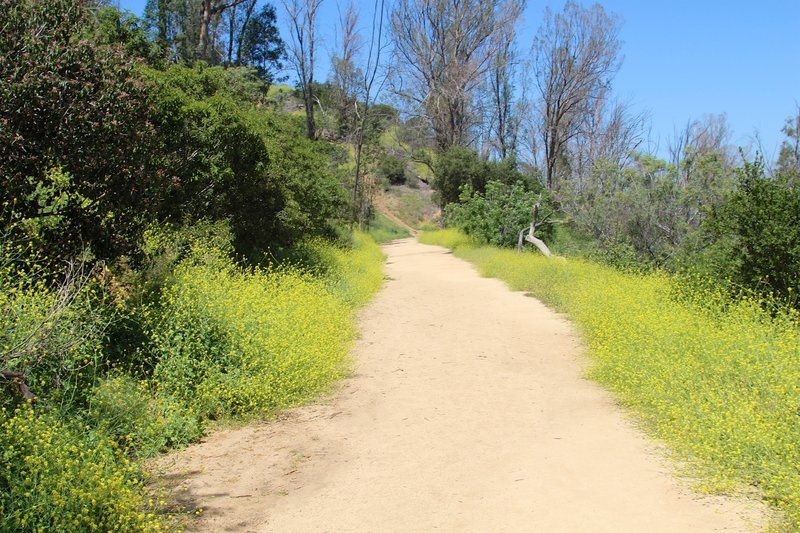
[223,0,257,65]
[567,95,646,192]
[487,31,520,159]
[238,3,285,84]
[390,0,523,151]
[433,146,534,208]
[530,1,622,189]
[350,0,389,226]
[284,0,323,140]
[446,180,552,247]
[144,0,202,61]
[706,155,800,304]
[0,0,161,262]
[144,0,265,65]
[330,2,363,139]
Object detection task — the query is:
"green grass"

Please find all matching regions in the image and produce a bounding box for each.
[421,229,800,530]
[368,212,411,243]
[266,84,293,98]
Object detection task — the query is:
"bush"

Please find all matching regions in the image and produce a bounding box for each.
[433,148,537,208]
[703,156,800,306]
[87,375,202,458]
[0,0,161,263]
[0,228,385,529]
[146,65,344,256]
[445,181,553,247]
[0,240,108,412]
[433,146,490,207]
[378,155,407,185]
[145,233,383,420]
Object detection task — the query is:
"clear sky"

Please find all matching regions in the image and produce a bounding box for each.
[114,0,800,161]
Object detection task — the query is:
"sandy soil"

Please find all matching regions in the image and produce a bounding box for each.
[157,239,768,532]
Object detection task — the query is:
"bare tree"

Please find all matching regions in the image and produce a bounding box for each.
[777,105,800,183]
[569,92,646,191]
[530,1,622,189]
[351,0,390,226]
[331,2,363,138]
[669,113,735,188]
[390,0,523,151]
[284,0,323,140]
[488,33,520,159]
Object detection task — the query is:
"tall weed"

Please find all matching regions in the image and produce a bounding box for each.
[0,230,385,529]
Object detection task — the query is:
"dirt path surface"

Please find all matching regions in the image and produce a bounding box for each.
[160,239,767,532]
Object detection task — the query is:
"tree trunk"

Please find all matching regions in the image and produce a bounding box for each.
[304,86,316,140]
[226,4,236,65]
[235,0,257,65]
[524,233,552,256]
[198,0,212,59]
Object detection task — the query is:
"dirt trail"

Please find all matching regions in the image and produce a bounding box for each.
[160,239,767,532]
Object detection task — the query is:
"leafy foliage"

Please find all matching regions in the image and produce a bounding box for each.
[378,154,408,185]
[445,181,552,247]
[0,0,160,262]
[146,64,343,256]
[433,147,536,207]
[239,3,285,83]
[703,156,800,305]
[0,406,163,531]
[0,227,385,528]
[433,146,491,207]
[0,240,108,412]
[144,232,383,420]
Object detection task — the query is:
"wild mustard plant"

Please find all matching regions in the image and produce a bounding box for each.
[0,406,163,531]
[0,231,385,530]
[146,232,384,420]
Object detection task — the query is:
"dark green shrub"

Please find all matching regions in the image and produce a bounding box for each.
[378,155,408,185]
[704,156,800,306]
[0,0,162,263]
[434,146,490,207]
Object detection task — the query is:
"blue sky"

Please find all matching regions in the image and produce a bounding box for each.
[115,0,800,161]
